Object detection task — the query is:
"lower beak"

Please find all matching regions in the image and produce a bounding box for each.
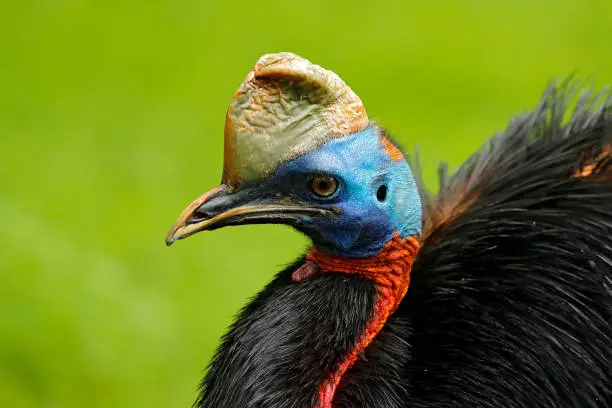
[165,184,336,246]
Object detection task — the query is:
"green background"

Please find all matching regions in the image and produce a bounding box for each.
[2,1,611,407]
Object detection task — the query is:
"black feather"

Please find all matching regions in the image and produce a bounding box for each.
[196,81,612,407]
[406,81,612,407]
[195,264,380,408]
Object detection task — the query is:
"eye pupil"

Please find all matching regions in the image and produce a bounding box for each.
[377,185,387,201]
[311,176,338,198]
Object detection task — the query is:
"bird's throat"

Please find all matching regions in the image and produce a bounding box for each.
[294,232,420,408]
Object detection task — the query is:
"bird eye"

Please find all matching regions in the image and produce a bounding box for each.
[311,175,338,198]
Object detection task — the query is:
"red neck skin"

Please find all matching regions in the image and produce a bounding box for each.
[291,232,421,408]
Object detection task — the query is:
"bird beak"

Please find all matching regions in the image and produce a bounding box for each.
[165,184,337,246]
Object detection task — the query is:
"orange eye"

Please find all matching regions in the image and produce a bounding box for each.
[311,175,338,198]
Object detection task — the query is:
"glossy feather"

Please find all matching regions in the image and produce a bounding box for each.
[197,82,612,407]
[407,82,612,407]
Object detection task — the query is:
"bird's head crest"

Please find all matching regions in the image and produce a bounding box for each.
[223,52,369,190]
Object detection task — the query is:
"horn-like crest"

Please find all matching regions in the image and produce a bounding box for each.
[223,52,369,189]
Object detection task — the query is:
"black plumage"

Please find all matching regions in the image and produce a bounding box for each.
[407,84,612,407]
[193,83,612,407]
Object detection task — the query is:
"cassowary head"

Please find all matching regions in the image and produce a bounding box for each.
[166,53,421,257]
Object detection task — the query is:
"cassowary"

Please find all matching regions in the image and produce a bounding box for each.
[166,53,612,408]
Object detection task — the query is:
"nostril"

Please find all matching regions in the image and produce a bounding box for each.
[189,188,235,224]
[190,209,214,223]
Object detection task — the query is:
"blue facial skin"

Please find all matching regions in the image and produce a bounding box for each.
[267,126,422,258]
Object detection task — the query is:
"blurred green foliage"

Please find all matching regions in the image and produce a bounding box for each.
[1,1,611,407]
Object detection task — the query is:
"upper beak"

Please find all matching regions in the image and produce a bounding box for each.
[165,184,337,246]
